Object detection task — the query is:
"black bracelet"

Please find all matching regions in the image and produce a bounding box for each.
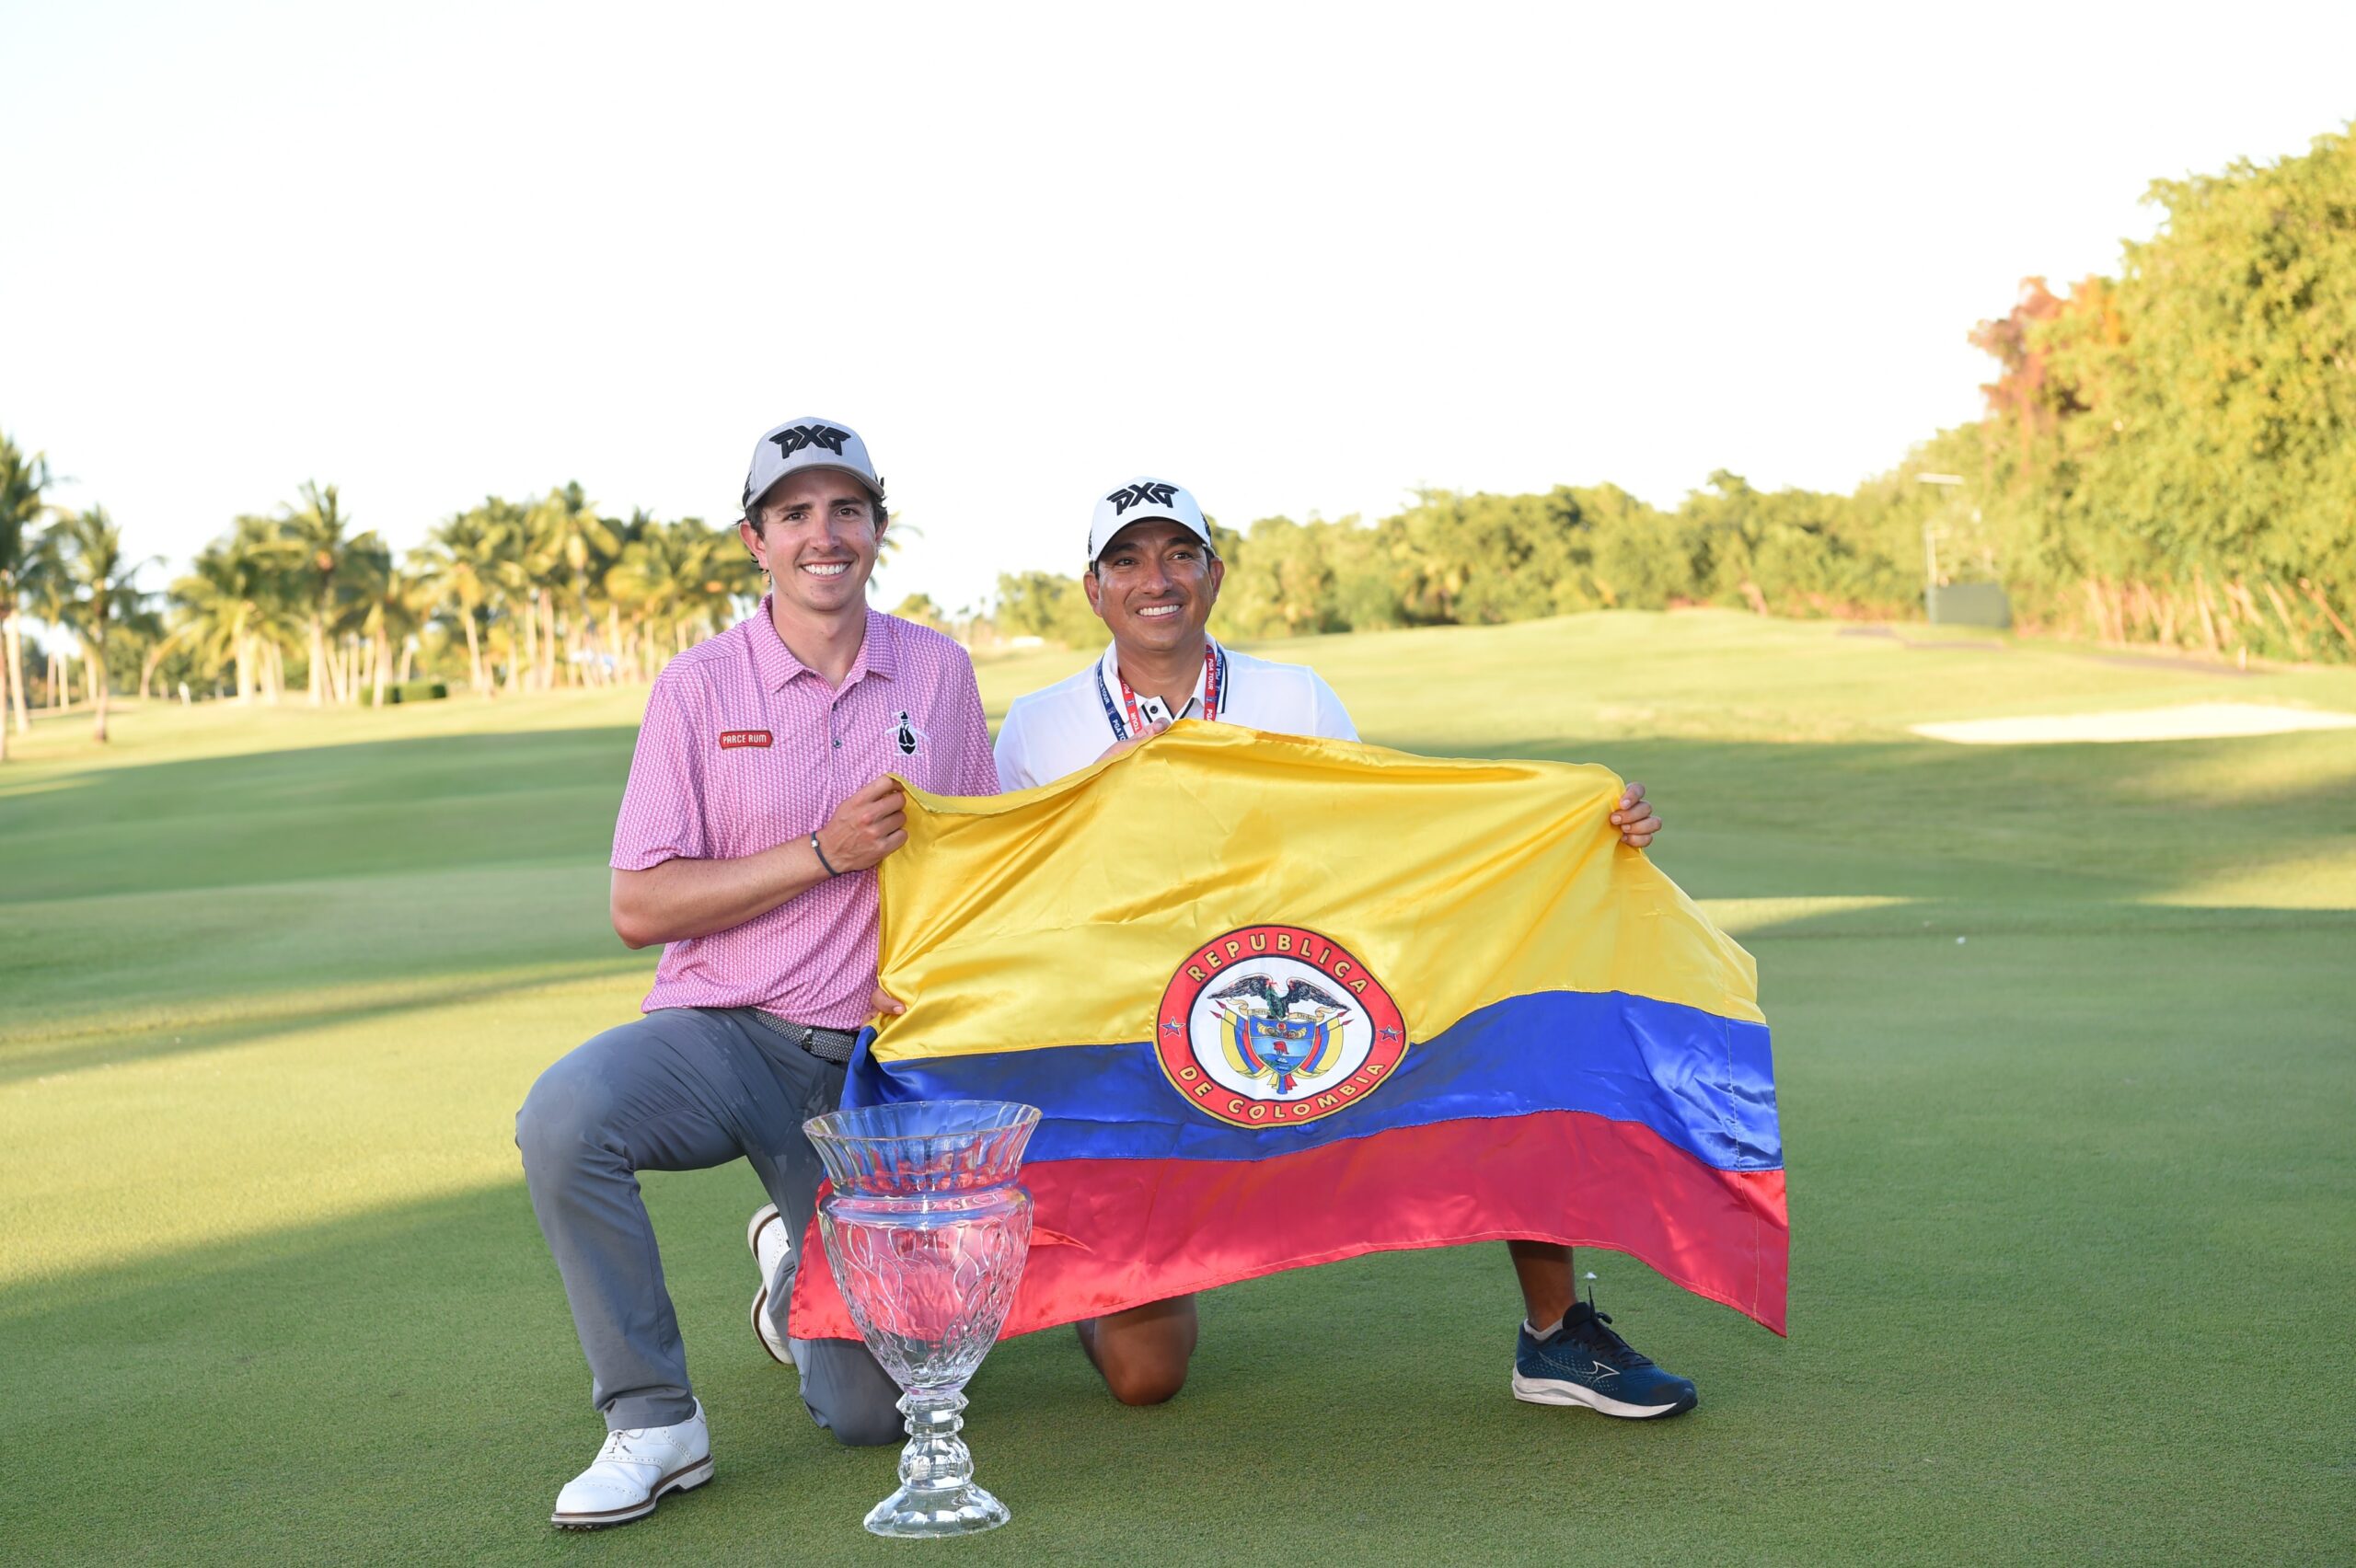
[811,831,841,878]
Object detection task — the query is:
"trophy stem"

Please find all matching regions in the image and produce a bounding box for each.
[860,1390,1010,1539]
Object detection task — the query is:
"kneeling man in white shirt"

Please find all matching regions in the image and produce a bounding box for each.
[986,478,1689,1420]
[994,478,1356,786]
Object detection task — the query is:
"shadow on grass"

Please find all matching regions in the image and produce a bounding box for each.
[0,725,644,903]
[0,957,652,1087]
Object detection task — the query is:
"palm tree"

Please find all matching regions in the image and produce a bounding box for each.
[19,528,73,711]
[606,526,691,680]
[53,507,156,743]
[324,536,387,705]
[419,503,514,695]
[250,526,306,703]
[122,604,172,699]
[350,548,433,706]
[171,523,278,701]
[274,481,376,706]
[447,499,527,693]
[391,564,439,685]
[493,543,538,694]
[525,482,618,689]
[0,432,52,755]
[605,516,765,679]
[875,514,921,569]
[601,508,656,681]
[702,517,768,629]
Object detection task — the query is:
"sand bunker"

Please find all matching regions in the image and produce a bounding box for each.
[1911,703,2356,745]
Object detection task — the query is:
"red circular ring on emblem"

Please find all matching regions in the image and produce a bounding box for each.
[1155,925,1408,1128]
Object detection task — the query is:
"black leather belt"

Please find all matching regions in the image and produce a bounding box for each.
[749,1009,860,1065]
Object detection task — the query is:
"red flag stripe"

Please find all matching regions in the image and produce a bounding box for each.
[791,1109,1790,1341]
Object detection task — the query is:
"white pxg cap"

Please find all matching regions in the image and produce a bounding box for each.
[741,417,885,518]
[1087,477,1212,565]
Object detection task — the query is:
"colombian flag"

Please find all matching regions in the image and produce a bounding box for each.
[791,723,1787,1338]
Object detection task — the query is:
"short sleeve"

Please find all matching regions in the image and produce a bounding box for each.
[611,668,710,870]
[993,705,1032,792]
[1309,671,1359,743]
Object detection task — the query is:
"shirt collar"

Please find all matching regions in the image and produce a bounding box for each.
[1098,635,1218,719]
[749,597,898,691]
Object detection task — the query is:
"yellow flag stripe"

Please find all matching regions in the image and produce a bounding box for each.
[872,723,1761,1063]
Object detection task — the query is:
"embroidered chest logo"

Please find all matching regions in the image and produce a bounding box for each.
[1105,481,1178,516]
[719,730,772,750]
[888,710,926,758]
[1154,925,1408,1128]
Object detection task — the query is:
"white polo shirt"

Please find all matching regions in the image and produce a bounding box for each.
[995,638,1358,790]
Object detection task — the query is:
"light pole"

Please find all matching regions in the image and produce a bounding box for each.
[1916,472,1964,592]
[1914,473,2008,628]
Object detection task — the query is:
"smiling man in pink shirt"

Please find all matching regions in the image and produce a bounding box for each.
[515,418,997,1529]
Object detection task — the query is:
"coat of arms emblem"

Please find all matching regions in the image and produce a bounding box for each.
[1154,924,1409,1129]
[1207,974,1350,1093]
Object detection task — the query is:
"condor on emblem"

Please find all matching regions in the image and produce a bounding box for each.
[1154,925,1408,1128]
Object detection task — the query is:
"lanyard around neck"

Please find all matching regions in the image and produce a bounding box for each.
[1095,640,1225,741]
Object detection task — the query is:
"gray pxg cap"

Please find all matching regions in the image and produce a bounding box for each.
[741,417,885,519]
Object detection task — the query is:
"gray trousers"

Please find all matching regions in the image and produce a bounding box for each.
[515,1006,903,1443]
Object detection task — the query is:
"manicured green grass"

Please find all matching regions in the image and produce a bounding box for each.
[3,612,2351,1564]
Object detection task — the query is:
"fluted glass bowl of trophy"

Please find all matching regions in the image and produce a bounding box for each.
[803,1099,1041,1539]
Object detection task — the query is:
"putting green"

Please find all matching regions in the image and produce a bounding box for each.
[3,612,2350,1564]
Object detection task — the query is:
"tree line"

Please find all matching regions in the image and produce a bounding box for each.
[0,451,767,752]
[1960,120,2355,662]
[998,120,2356,663]
[991,471,1937,650]
[3,118,2350,757]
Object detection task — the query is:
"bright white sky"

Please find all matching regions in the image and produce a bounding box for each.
[6,0,2352,615]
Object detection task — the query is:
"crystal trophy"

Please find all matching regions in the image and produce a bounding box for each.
[803,1099,1040,1538]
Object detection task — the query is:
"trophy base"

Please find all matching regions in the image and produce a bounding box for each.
[862,1482,1011,1538]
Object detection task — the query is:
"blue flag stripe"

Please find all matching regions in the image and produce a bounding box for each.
[855,988,1781,1172]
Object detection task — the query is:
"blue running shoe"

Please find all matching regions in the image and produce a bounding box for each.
[1513,1300,1698,1418]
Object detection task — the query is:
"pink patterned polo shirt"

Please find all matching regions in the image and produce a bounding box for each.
[610,599,998,1029]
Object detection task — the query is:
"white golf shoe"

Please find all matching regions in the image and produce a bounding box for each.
[747,1203,793,1366]
[549,1402,713,1529]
